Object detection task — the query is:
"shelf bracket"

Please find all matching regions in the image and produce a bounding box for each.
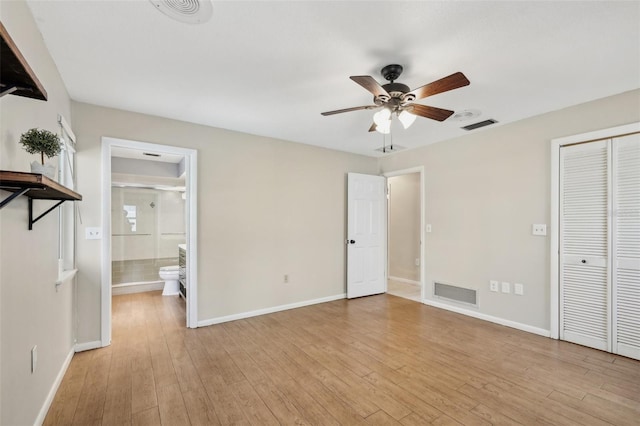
[0,85,19,97]
[0,187,30,209]
[29,197,65,230]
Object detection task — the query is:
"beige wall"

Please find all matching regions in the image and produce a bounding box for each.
[388,173,420,282]
[72,102,378,342]
[380,89,640,331]
[0,1,75,424]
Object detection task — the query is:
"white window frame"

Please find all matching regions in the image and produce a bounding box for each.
[56,114,78,286]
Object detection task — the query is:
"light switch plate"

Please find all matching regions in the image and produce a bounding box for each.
[426,224,432,233]
[532,224,547,236]
[489,280,499,292]
[85,227,102,240]
[501,282,511,293]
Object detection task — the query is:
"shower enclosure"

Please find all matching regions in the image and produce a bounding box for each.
[111,186,185,294]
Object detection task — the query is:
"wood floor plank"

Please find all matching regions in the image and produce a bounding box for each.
[43,292,640,426]
[156,383,190,426]
[132,407,161,426]
[182,385,221,426]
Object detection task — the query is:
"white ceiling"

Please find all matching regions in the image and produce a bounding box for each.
[27,1,640,157]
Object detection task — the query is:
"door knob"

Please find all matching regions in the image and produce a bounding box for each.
[581,259,587,264]
[347,239,356,244]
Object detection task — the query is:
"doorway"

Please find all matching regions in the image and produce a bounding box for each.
[384,167,425,302]
[101,137,198,347]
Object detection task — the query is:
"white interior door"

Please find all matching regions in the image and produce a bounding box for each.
[347,173,386,298]
[612,133,640,359]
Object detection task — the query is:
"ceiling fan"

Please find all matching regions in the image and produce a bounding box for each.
[321,64,470,133]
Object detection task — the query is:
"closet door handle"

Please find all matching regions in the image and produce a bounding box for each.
[581,259,587,264]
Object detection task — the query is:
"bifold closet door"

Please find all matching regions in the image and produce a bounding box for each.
[559,140,610,351]
[612,134,640,360]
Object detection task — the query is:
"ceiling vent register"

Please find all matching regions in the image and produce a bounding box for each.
[461,119,498,131]
[149,0,213,24]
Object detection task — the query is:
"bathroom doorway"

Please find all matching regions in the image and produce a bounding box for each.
[101,137,198,346]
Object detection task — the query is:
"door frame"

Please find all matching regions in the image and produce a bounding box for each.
[550,122,640,340]
[383,166,425,301]
[101,137,199,347]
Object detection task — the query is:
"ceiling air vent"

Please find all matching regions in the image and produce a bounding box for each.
[149,0,213,24]
[461,119,498,131]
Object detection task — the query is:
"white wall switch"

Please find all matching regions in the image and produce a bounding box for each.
[85,227,102,240]
[514,283,524,295]
[532,224,547,236]
[501,282,511,293]
[489,280,499,292]
[426,224,432,233]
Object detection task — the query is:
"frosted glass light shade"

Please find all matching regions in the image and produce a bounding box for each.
[373,108,391,134]
[398,110,417,129]
[373,108,391,126]
[375,120,391,134]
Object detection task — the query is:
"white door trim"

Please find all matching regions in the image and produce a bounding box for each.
[101,137,199,347]
[550,122,640,340]
[383,166,425,301]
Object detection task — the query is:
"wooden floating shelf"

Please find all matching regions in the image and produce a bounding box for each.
[0,170,82,229]
[0,21,47,101]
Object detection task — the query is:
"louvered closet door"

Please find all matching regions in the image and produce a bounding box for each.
[612,134,640,360]
[560,140,610,351]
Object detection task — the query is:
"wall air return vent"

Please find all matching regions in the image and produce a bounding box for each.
[461,119,498,131]
[434,281,478,306]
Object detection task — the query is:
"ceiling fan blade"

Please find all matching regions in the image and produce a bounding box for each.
[406,104,455,121]
[368,123,377,132]
[321,105,379,116]
[407,72,470,100]
[350,76,390,98]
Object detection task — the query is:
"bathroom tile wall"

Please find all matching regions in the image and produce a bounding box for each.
[112,257,178,285]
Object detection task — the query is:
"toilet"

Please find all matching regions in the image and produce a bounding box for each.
[159,265,180,296]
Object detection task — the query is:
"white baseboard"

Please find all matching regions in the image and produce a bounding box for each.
[421,298,550,337]
[74,340,102,352]
[112,281,164,295]
[198,293,346,327]
[34,348,74,426]
[388,276,421,286]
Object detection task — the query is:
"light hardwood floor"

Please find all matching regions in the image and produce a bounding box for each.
[44,291,640,425]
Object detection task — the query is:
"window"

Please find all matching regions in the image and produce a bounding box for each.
[57,114,77,279]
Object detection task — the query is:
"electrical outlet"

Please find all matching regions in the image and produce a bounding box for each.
[31,346,37,374]
[284,274,289,283]
[489,280,499,292]
[514,283,524,295]
[532,224,547,236]
[501,282,511,293]
[415,258,420,266]
[85,227,102,240]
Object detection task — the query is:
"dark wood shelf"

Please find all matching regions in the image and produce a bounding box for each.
[0,170,81,201]
[0,170,82,229]
[0,21,47,101]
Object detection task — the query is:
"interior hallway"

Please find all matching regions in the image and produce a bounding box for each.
[44,291,640,425]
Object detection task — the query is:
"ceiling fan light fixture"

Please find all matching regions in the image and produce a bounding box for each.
[398,110,417,129]
[374,120,391,134]
[373,108,392,127]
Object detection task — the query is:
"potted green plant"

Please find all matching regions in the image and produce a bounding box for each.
[19,128,61,179]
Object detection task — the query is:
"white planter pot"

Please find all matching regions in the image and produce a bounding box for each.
[30,161,57,179]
